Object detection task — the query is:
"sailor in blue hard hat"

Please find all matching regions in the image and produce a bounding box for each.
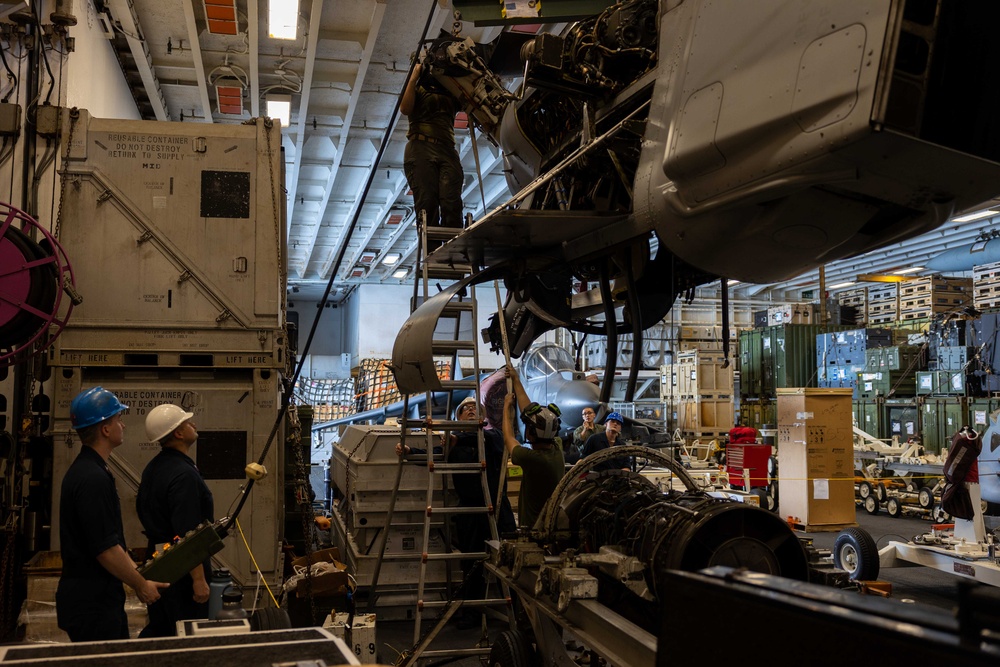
[580,411,631,472]
[57,387,168,642]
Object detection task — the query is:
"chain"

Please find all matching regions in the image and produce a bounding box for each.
[54,107,79,241]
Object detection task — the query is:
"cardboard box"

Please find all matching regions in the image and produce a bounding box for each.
[291,547,349,598]
[776,388,857,530]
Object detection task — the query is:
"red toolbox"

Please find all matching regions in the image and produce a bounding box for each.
[726,443,771,489]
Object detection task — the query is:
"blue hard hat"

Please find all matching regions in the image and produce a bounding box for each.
[70,387,128,429]
[605,412,624,424]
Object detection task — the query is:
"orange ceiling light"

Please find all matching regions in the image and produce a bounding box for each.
[215,83,243,115]
[204,0,238,35]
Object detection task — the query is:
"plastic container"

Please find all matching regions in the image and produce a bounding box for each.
[216,586,248,620]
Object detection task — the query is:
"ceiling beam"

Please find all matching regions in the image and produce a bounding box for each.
[304,1,390,279]
[283,0,325,237]
[340,174,412,277]
[181,0,214,122]
[106,0,169,120]
[247,0,260,117]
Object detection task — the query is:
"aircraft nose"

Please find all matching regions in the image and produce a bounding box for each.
[555,379,601,429]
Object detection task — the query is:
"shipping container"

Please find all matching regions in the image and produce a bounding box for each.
[738,328,763,397]
[673,350,734,397]
[853,400,883,438]
[884,399,920,441]
[52,110,286,362]
[739,399,776,431]
[50,366,284,588]
[855,370,917,400]
[678,398,733,435]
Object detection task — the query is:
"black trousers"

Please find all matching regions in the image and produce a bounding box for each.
[404,138,464,229]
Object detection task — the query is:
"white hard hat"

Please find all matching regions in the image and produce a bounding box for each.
[145,404,194,442]
[454,396,478,417]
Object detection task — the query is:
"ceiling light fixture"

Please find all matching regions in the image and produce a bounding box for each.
[268,0,298,40]
[266,94,291,127]
[382,253,401,265]
[828,281,856,289]
[393,268,408,279]
[953,209,999,223]
[894,266,924,275]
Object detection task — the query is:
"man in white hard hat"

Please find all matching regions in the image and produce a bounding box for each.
[136,404,214,636]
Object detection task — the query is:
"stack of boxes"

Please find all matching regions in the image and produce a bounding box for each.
[672,349,734,439]
[766,303,816,325]
[48,111,288,589]
[898,276,973,322]
[836,288,867,326]
[816,328,894,392]
[973,261,1000,311]
[857,345,925,399]
[866,285,899,325]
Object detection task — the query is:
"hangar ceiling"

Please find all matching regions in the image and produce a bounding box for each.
[93,0,1000,308]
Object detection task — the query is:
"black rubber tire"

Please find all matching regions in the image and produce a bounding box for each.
[874,482,888,502]
[250,606,292,631]
[863,495,879,515]
[858,481,873,500]
[918,487,934,509]
[932,504,951,523]
[886,497,902,518]
[833,526,880,581]
[490,629,537,667]
[905,478,920,493]
[750,488,768,509]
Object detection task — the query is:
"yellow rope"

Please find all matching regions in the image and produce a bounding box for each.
[235,518,280,608]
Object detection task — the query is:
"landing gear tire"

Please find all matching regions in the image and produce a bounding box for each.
[833,526,880,581]
[886,496,902,518]
[874,483,888,502]
[918,487,934,509]
[490,629,537,667]
[858,481,873,500]
[864,495,880,515]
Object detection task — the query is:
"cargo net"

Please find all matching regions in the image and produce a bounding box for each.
[353,358,451,412]
[294,378,355,422]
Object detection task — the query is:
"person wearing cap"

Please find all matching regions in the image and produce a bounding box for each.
[568,406,605,464]
[502,365,565,530]
[446,395,516,629]
[57,387,169,642]
[136,404,214,637]
[581,412,631,472]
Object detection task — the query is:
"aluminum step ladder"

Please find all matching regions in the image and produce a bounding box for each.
[388,221,513,665]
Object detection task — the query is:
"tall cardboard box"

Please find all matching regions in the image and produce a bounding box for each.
[776,388,857,531]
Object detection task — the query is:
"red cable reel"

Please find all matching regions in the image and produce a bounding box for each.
[0,202,79,366]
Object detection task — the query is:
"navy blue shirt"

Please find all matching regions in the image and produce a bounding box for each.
[582,432,632,472]
[136,448,214,550]
[59,446,127,581]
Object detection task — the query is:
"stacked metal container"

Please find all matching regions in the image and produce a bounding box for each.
[836,288,867,326]
[969,313,1000,393]
[866,285,899,325]
[816,328,894,391]
[898,276,973,323]
[973,261,1000,311]
[856,344,924,399]
[47,110,288,589]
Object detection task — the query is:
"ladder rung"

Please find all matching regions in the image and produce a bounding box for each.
[426,506,490,516]
[428,418,482,430]
[442,302,474,314]
[419,598,509,609]
[438,379,478,391]
[419,648,493,658]
[430,462,485,472]
[432,340,475,354]
[424,226,464,240]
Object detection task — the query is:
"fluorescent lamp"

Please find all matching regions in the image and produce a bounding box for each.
[894,266,924,275]
[392,268,409,279]
[266,94,291,127]
[268,0,298,40]
[953,209,999,223]
[829,281,855,289]
[382,253,401,265]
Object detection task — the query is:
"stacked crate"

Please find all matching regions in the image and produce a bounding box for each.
[765,303,816,325]
[672,349,734,440]
[898,275,973,322]
[973,261,1000,311]
[866,285,899,325]
[816,328,894,391]
[837,288,867,326]
[855,345,924,399]
[48,110,288,590]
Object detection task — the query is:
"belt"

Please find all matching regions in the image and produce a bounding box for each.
[411,133,449,146]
